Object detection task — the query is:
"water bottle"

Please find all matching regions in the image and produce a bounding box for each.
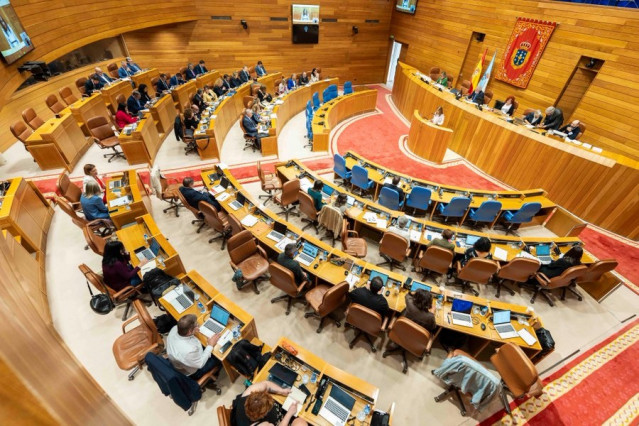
[197,300,206,314]
[232,324,241,340]
[311,371,317,384]
[143,233,148,241]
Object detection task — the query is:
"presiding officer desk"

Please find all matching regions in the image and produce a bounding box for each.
[104,170,152,229]
[201,166,549,363]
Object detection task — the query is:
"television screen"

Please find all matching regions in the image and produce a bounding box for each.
[292,4,320,25]
[395,0,418,14]
[292,24,319,44]
[0,0,33,64]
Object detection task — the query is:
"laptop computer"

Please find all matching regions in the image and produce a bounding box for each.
[451,299,473,327]
[368,270,388,287]
[411,281,431,292]
[268,363,297,389]
[135,237,161,261]
[493,310,518,339]
[322,184,334,199]
[465,234,480,247]
[267,221,287,242]
[535,244,553,264]
[201,304,231,335]
[109,179,123,189]
[296,242,319,266]
[166,284,195,313]
[319,385,357,426]
[229,192,245,210]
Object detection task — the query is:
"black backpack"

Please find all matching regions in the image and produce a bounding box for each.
[143,268,180,304]
[227,340,270,378]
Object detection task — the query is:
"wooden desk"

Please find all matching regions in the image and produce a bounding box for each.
[105,170,151,229]
[407,110,453,163]
[24,114,89,171]
[131,68,160,93]
[0,178,53,255]
[117,113,162,165]
[171,80,197,113]
[66,93,112,136]
[312,89,377,152]
[195,71,221,89]
[100,80,133,114]
[149,94,177,136]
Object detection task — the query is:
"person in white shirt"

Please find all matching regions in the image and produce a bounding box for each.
[431,106,445,126]
[310,68,320,83]
[82,163,106,196]
[387,215,411,241]
[166,314,222,379]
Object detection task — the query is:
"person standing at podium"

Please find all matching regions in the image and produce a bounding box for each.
[431,106,445,126]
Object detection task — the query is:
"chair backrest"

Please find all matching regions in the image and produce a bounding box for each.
[279,179,300,206]
[317,281,349,316]
[76,77,87,94]
[242,95,254,108]
[132,299,162,345]
[199,201,226,233]
[83,223,107,255]
[56,196,87,229]
[217,405,232,426]
[472,200,502,223]
[351,165,369,189]
[341,218,351,247]
[576,122,586,140]
[512,100,519,113]
[507,202,542,224]
[419,245,454,275]
[546,265,588,289]
[21,107,44,130]
[345,303,383,336]
[429,67,440,80]
[176,189,201,220]
[78,263,114,298]
[228,214,243,236]
[116,94,126,106]
[446,74,454,88]
[461,80,471,95]
[498,257,540,283]
[577,259,617,283]
[378,187,401,210]
[333,153,350,179]
[238,113,249,135]
[227,230,258,265]
[46,94,65,114]
[441,197,471,217]
[490,342,542,398]
[87,116,115,142]
[313,92,320,109]
[344,81,353,95]
[406,186,431,210]
[57,171,82,204]
[268,262,300,296]
[458,258,499,284]
[180,66,188,76]
[484,90,493,105]
[257,161,267,190]
[388,317,431,357]
[298,190,318,220]
[107,62,119,78]
[59,86,78,105]
[10,121,33,143]
[523,108,535,116]
[379,232,409,262]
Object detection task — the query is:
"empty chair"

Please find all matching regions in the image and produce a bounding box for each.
[268,262,308,315]
[227,230,269,294]
[76,77,87,95]
[273,179,300,221]
[87,116,125,162]
[312,92,320,110]
[57,171,82,210]
[217,405,232,426]
[228,214,243,236]
[467,200,502,228]
[377,232,410,271]
[304,281,349,333]
[21,107,44,130]
[45,94,66,116]
[79,263,143,321]
[199,201,231,250]
[149,167,182,217]
[257,161,282,205]
[10,121,33,151]
[414,245,454,283]
[176,190,206,233]
[298,190,319,233]
[495,257,540,298]
[112,300,164,380]
[405,186,431,216]
[344,303,388,352]
[484,89,493,105]
[341,219,367,258]
[83,222,109,255]
[454,257,499,296]
[460,80,471,96]
[333,153,352,186]
[501,202,542,235]
[576,122,586,140]
[107,62,119,78]
[436,197,471,225]
[576,259,618,286]
[382,317,432,373]
[58,86,78,105]
[530,265,588,306]
[378,186,404,210]
[343,81,353,95]
[350,165,374,198]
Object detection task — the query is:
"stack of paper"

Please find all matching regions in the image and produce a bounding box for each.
[493,247,508,261]
[282,387,307,416]
[109,196,130,208]
[518,328,537,346]
[346,273,360,288]
[299,178,313,192]
[516,251,538,260]
[275,237,294,251]
[409,229,423,242]
[210,185,225,194]
[591,146,603,153]
[241,215,258,227]
[363,212,378,223]
[215,192,230,202]
[376,219,388,229]
[140,259,157,275]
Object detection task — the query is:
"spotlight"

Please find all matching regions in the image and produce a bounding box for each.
[241,20,248,30]
[352,26,358,34]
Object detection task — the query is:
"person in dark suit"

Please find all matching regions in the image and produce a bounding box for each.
[156,73,170,94]
[185,63,196,81]
[255,60,267,77]
[524,110,542,126]
[500,96,516,116]
[538,246,583,278]
[298,71,309,85]
[94,67,112,86]
[559,120,582,140]
[539,106,564,130]
[127,91,143,116]
[222,74,232,90]
[349,276,389,318]
[277,243,309,284]
[118,60,133,78]
[469,89,485,105]
[138,84,152,105]
[381,176,405,203]
[84,74,102,96]
[179,177,221,211]
[239,66,251,83]
[192,89,205,112]
[256,85,272,103]
[126,57,142,73]
[169,73,185,87]
[194,60,207,75]
[213,78,226,97]
[242,109,266,149]
[230,72,242,88]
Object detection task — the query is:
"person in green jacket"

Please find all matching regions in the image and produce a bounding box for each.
[307,180,325,212]
[436,71,448,87]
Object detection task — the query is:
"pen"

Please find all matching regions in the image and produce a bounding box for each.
[447,313,451,324]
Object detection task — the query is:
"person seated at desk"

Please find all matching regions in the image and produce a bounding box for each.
[137,84,152,106]
[194,60,208,75]
[166,314,222,380]
[382,176,406,204]
[202,85,217,104]
[84,74,102,96]
[307,180,325,212]
[429,229,455,252]
[155,73,170,95]
[231,381,307,426]
[182,107,199,137]
[334,193,348,214]
[127,90,144,116]
[179,177,221,211]
[185,63,197,81]
[459,236,492,268]
[169,72,186,87]
[222,74,233,91]
[436,71,448,87]
[431,106,445,126]
[115,102,137,129]
[255,60,267,77]
[287,74,298,91]
[277,243,310,285]
[82,163,106,201]
[239,65,251,83]
[118,60,134,79]
[277,79,287,95]
[81,181,110,222]
[387,215,411,241]
[540,246,583,279]
[350,276,389,318]
[298,71,309,86]
[251,100,264,116]
[94,67,113,86]
[500,96,516,116]
[242,109,268,150]
[524,109,542,126]
[192,88,206,112]
[213,78,227,97]
[230,71,243,88]
[102,240,148,291]
[468,89,485,105]
[256,85,272,103]
[538,106,564,130]
[126,57,142,73]
[559,120,582,140]
[388,289,437,348]
[310,68,320,83]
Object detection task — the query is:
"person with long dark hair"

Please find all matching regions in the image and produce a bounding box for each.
[102,241,148,291]
[539,246,583,278]
[138,83,152,105]
[115,102,137,129]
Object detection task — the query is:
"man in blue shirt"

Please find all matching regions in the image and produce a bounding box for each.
[118,60,133,78]
[126,57,142,73]
[185,63,197,81]
[255,60,267,77]
[194,60,207,75]
[169,72,185,87]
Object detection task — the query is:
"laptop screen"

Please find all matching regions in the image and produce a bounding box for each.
[210,304,230,325]
[236,192,246,206]
[465,235,480,246]
[411,281,431,292]
[536,245,550,256]
[451,298,473,314]
[322,184,334,196]
[220,176,230,188]
[273,221,287,234]
[149,238,161,256]
[368,270,388,286]
[302,243,318,257]
[493,310,511,325]
[329,385,356,411]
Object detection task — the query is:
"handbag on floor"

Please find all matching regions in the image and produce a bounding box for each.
[86,281,114,315]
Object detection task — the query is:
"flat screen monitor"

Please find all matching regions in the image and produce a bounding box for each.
[292,4,319,44]
[395,0,418,14]
[0,0,33,64]
[291,4,320,24]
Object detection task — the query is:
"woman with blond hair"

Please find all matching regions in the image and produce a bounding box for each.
[80,181,111,221]
[231,381,308,426]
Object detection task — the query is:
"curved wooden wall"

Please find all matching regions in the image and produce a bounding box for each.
[389,0,639,162]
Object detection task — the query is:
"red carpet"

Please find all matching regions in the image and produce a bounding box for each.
[480,318,639,425]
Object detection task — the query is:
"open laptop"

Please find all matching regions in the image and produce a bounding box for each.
[296,242,319,266]
[411,281,431,292]
[319,385,357,426]
[163,284,195,313]
[465,234,480,248]
[493,310,518,339]
[535,244,553,264]
[201,304,231,335]
[135,237,161,261]
[268,363,297,389]
[267,221,287,242]
[229,192,246,210]
[368,270,388,287]
[451,299,473,328]
[109,179,123,189]
[321,184,334,199]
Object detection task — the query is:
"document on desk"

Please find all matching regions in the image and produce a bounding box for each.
[276,237,294,251]
[109,196,130,208]
[516,251,538,260]
[346,273,360,289]
[275,100,284,105]
[493,247,508,262]
[424,229,440,241]
[410,229,423,242]
[283,387,306,416]
[140,259,157,276]
[210,185,226,194]
[270,113,277,119]
[376,219,388,229]
[518,328,537,346]
[215,192,230,202]
[241,215,258,227]
[363,212,378,223]
[299,177,313,192]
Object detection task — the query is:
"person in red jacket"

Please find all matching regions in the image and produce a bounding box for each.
[115,102,137,130]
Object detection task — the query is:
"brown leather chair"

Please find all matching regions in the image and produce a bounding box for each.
[157,174,182,217]
[576,259,618,286]
[576,122,586,140]
[249,66,257,80]
[304,281,349,333]
[377,232,410,271]
[345,303,388,352]
[523,108,535,116]
[21,107,44,130]
[238,112,258,152]
[414,245,454,283]
[531,265,588,306]
[180,66,188,76]
[446,74,454,88]
[495,257,540,298]
[176,189,206,233]
[298,190,319,233]
[460,80,471,95]
[484,90,493,106]
[512,100,519,114]
[58,86,78,105]
[429,67,441,81]
[273,179,300,221]
[76,77,87,95]
[227,230,269,294]
[199,201,231,250]
[116,94,126,106]
[10,121,33,151]
[151,76,159,92]
[57,171,82,210]
[243,95,255,108]
[57,197,114,250]
[107,63,119,79]
[341,219,367,258]
[217,405,232,426]
[87,116,125,162]
[382,317,432,373]
[83,223,109,255]
[268,262,309,315]
[257,161,282,205]
[45,94,66,117]
[274,78,282,94]
[79,263,143,320]
[228,213,243,236]
[112,300,163,380]
[454,257,499,296]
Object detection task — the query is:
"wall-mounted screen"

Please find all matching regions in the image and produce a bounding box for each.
[0,0,33,64]
[395,0,418,14]
[292,4,319,44]
[292,4,320,24]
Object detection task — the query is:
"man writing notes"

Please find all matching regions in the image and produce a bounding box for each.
[538,106,564,130]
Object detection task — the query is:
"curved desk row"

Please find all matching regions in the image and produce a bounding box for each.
[104,170,152,229]
[201,167,549,362]
[407,110,454,163]
[392,62,639,239]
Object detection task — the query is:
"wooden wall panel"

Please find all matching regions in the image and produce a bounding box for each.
[390,0,639,161]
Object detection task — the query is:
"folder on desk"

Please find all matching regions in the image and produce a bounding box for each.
[241,215,258,227]
[109,196,131,208]
[283,387,307,416]
[493,247,508,262]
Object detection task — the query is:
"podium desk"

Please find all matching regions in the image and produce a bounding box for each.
[24,114,89,171]
[100,80,133,114]
[171,80,197,113]
[105,170,151,229]
[118,114,162,166]
[131,68,160,93]
[66,93,111,136]
[407,109,453,163]
[195,71,221,89]
[149,94,177,135]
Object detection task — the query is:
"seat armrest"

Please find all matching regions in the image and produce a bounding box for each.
[455,260,462,273]
[137,343,161,363]
[381,315,390,332]
[256,246,268,258]
[229,260,239,270]
[387,315,397,330]
[114,285,140,300]
[297,280,309,294]
[343,249,358,256]
[346,230,359,237]
[122,315,140,333]
[535,272,550,286]
[448,348,475,359]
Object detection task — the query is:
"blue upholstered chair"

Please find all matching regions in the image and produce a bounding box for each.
[323,84,338,102]
[378,187,404,210]
[351,165,374,198]
[305,100,313,118]
[333,153,351,186]
[436,197,471,224]
[405,186,432,215]
[344,81,353,95]
[312,92,320,111]
[467,200,502,228]
[502,202,542,235]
